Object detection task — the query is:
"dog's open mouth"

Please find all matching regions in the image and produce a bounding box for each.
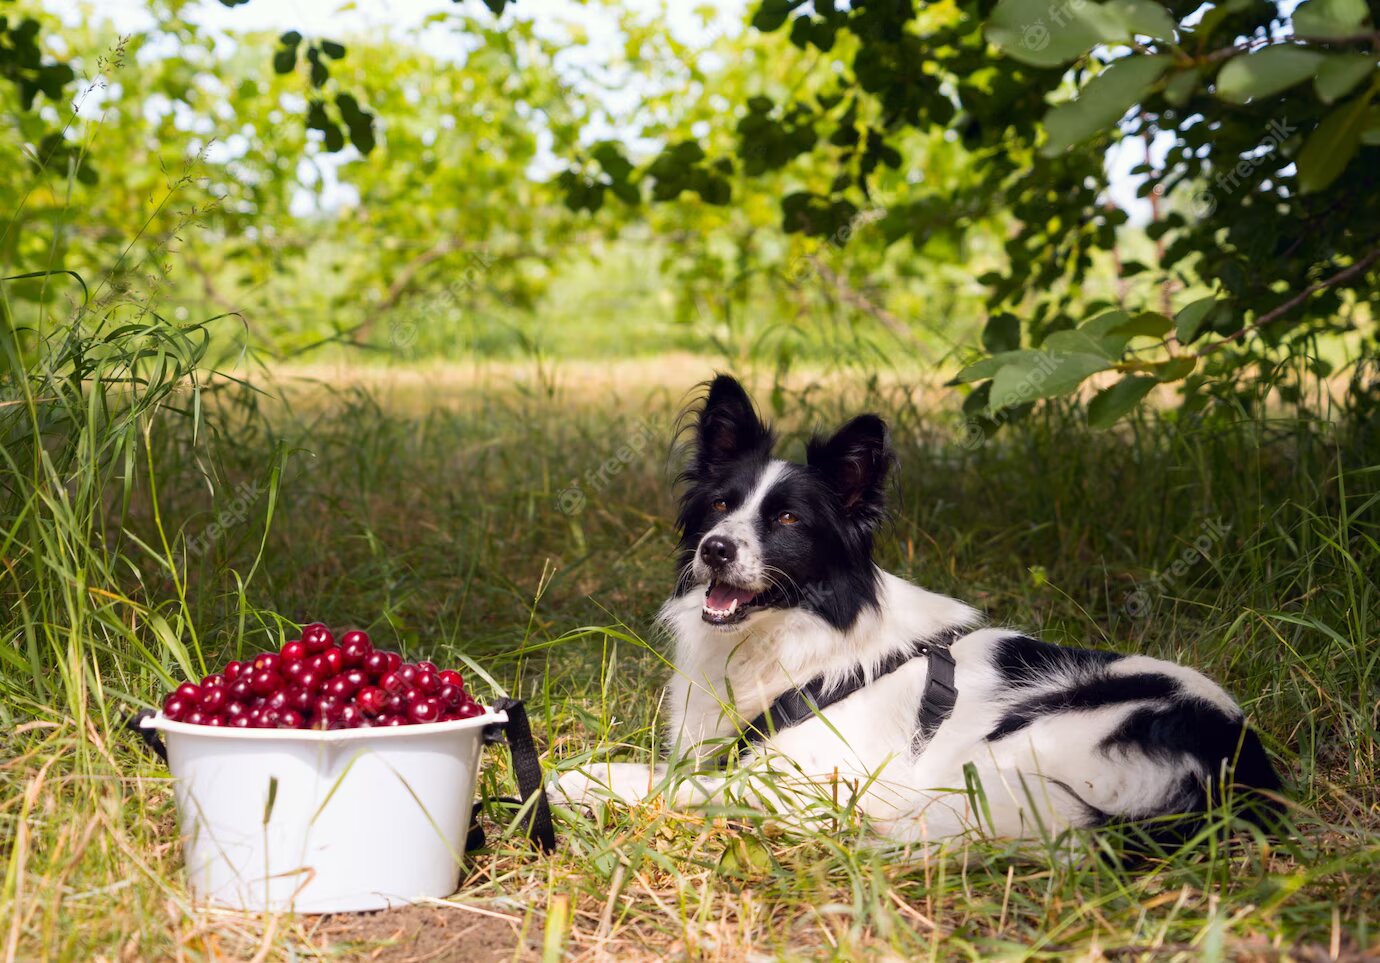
[702,579,779,625]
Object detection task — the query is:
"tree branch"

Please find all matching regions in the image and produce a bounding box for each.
[806,255,920,346]
[1197,246,1380,355]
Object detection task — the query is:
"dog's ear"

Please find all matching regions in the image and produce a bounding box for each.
[807,414,890,525]
[694,375,770,466]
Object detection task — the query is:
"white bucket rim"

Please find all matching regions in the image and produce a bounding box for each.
[140,707,508,742]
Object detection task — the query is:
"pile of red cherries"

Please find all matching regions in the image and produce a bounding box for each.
[159,624,485,729]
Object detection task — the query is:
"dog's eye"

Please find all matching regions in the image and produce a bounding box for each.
[776,511,799,525]
[711,499,728,512]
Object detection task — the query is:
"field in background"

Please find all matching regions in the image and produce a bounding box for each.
[2,354,1377,960]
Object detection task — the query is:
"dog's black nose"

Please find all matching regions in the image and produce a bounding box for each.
[699,535,737,568]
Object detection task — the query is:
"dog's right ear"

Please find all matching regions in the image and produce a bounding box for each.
[694,375,771,466]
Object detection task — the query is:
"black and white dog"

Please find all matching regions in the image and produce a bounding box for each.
[556,376,1282,846]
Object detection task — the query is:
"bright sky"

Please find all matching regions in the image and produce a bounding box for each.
[46,0,1156,220]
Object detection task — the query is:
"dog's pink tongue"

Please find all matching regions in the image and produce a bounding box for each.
[707,583,755,608]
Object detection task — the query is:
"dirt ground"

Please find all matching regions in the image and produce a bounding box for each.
[307,903,540,962]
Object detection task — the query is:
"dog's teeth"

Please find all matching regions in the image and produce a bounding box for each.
[727,599,738,614]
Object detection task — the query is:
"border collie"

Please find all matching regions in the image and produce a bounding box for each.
[555,376,1282,847]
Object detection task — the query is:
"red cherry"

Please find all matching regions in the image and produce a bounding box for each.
[324,676,356,700]
[407,697,442,724]
[399,664,419,686]
[339,705,367,728]
[378,715,406,727]
[319,647,344,676]
[257,708,282,728]
[385,693,407,714]
[357,686,387,716]
[280,640,308,663]
[279,709,306,729]
[184,710,208,726]
[227,678,254,702]
[224,702,247,722]
[438,669,464,688]
[455,701,484,719]
[415,670,441,694]
[204,715,226,727]
[282,660,307,685]
[224,661,244,680]
[162,694,190,720]
[437,683,464,709]
[175,682,204,705]
[385,652,402,673]
[340,632,372,667]
[202,687,228,714]
[252,652,281,674]
[417,660,438,675]
[250,669,283,696]
[362,650,390,678]
[296,667,322,692]
[341,668,368,690]
[341,629,371,648]
[379,671,407,695]
[302,623,334,654]
[313,695,343,728]
[264,689,291,712]
[229,715,251,728]
[287,686,314,712]
[201,673,227,689]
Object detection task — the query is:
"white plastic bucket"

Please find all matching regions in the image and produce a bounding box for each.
[140,708,507,913]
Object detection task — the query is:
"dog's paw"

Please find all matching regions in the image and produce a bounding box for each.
[551,763,659,809]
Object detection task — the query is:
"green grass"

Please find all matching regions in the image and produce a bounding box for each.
[1,338,1377,959]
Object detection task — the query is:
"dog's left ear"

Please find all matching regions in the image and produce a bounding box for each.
[807,414,890,525]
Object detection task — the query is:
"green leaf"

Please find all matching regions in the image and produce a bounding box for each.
[322,119,344,152]
[1215,47,1325,104]
[1174,296,1217,343]
[272,48,297,75]
[987,0,1105,67]
[319,40,346,59]
[1087,375,1157,428]
[1100,0,1178,40]
[982,312,1021,353]
[988,0,1175,67]
[1192,0,1251,42]
[591,141,634,181]
[952,349,1041,385]
[989,352,1112,412]
[279,31,303,48]
[1164,68,1199,107]
[1298,91,1374,193]
[1044,327,1119,358]
[1110,311,1173,338]
[1362,106,1380,145]
[1154,356,1198,381]
[1293,0,1371,39]
[1080,310,1131,337]
[1314,53,1376,104]
[1041,56,1172,156]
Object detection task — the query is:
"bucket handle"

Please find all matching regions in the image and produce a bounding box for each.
[124,700,556,854]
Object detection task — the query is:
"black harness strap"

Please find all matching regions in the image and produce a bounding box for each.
[736,625,966,754]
